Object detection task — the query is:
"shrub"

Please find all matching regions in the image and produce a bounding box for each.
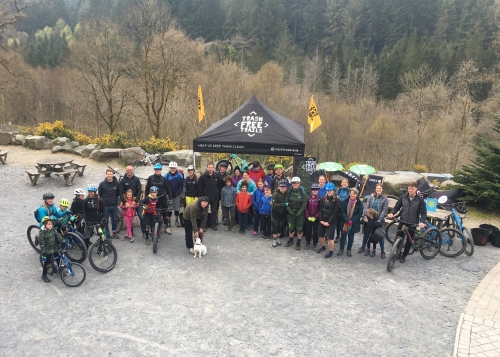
[35,120,76,140]
[73,132,93,145]
[267,155,293,168]
[137,136,181,153]
[413,164,429,173]
[94,132,132,149]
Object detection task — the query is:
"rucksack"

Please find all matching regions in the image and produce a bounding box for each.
[34,204,50,223]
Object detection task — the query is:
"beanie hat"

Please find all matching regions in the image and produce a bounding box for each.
[234,166,241,173]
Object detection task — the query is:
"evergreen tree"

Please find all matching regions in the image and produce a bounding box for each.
[454,116,500,210]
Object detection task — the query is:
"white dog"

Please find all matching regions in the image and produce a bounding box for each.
[193,237,207,258]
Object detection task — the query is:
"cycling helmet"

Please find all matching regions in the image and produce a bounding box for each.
[456,203,468,214]
[290,176,301,183]
[86,183,98,192]
[187,165,195,171]
[43,192,55,200]
[325,182,335,191]
[274,164,283,170]
[41,216,53,224]
[150,186,159,193]
[74,188,86,195]
[311,183,320,190]
[169,161,178,168]
[59,198,70,207]
[278,179,289,187]
[153,163,162,170]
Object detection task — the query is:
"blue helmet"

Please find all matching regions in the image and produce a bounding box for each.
[153,163,162,170]
[325,182,335,191]
[86,183,98,192]
[150,186,159,193]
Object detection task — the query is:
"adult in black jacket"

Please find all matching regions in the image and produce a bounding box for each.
[145,164,172,233]
[215,162,229,225]
[82,185,105,248]
[316,183,341,258]
[197,162,220,230]
[70,188,86,236]
[119,166,145,237]
[98,169,120,238]
[184,166,199,206]
[387,182,427,263]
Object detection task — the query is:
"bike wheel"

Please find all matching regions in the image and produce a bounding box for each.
[116,210,124,233]
[387,237,402,272]
[385,220,399,245]
[462,226,474,256]
[153,222,159,253]
[60,262,86,287]
[419,228,442,260]
[438,228,466,258]
[64,232,88,263]
[27,225,42,253]
[88,240,117,273]
[132,160,143,168]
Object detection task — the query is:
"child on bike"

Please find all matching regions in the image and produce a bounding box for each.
[221,176,237,233]
[83,184,105,249]
[39,216,66,283]
[121,189,138,242]
[236,181,252,234]
[141,186,159,245]
[362,208,380,257]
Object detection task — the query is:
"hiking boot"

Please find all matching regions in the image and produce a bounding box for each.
[130,236,135,243]
[381,252,386,259]
[224,226,230,232]
[336,250,344,256]
[189,248,194,255]
[231,227,237,233]
[112,232,119,239]
[312,243,317,249]
[212,225,218,231]
[371,250,376,257]
[346,250,352,257]
[175,219,180,227]
[364,249,371,256]
[295,242,301,250]
[165,227,172,235]
[334,237,340,243]
[304,243,310,250]
[41,275,51,283]
[317,246,326,253]
[145,239,150,245]
[324,251,333,258]
[222,218,226,226]
[357,247,365,254]
[272,239,277,247]
[276,238,282,246]
[400,256,406,263]
[239,229,245,234]
[285,240,294,247]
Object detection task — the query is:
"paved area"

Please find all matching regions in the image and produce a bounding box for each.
[454,261,500,357]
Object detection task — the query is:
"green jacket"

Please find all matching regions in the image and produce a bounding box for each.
[286,187,307,216]
[272,189,287,214]
[39,228,65,255]
[183,198,209,233]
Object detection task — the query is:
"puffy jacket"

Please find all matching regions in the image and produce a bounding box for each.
[336,187,350,202]
[319,195,341,226]
[286,187,308,216]
[83,197,105,223]
[145,173,172,199]
[184,175,199,197]
[183,197,209,232]
[339,198,364,233]
[391,193,427,225]
[121,198,138,217]
[221,186,237,207]
[198,171,220,202]
[252,188,265,212]
[248,168,265,184]
[98,177,119,207]
[364,194,389,225]
[272,189,287,213]
[165,170,184,198]
[259,195,272,215]
[119,174,142,204]
[305,193,321,219]
[237,178,257,194]
[232,175,243,188]
[236,191,252,213]
[39,227,65,255]
[37,204,65,227]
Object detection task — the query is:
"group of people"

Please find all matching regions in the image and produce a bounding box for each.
[35,159,428,282]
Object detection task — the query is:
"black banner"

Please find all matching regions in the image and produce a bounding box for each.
[293,157,316,193]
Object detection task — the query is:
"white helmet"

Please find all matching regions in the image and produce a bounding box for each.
[169,161,178,168]
[187,165,195,171]
[290,176,301,183]
[74,188,86,195]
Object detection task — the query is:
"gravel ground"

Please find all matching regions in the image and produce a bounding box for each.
[1,146,500,357]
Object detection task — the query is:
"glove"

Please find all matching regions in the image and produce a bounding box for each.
[347,220,353,227]
[69,215,75,222]
[307,217,313,222]
[169,200,173,206]
[375,220,382,228]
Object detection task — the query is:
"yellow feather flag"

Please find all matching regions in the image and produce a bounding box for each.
[198,85,205,122]
[308,95,322,133]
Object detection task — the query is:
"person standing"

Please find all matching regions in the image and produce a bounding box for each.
[270,164,285,192]
[316,183,341,258]
[335,178,350,243]
[271,179,288,247]
[305,183,321,250]
[165,161,184,228]
[221,176,237,232]
[119,166,145,238]
[145,163,173,234]
[387,182,427,263]
[337,188,364,257]
[98,169,120,238]
[359,183,389,258]
[184,165,199,207]
[252,179,265,236]
[216,162,229,225]
[285,177,308,250]
[83,184,105,248]
[232,166,243,188]
[120,189,138,242]
[39,217,66,283]
[318,175,328,198]
[264,164,275,187]
[248,161,266,184]
[183,196,209,255]
[236,181,252,234]
[197,162,220,231]
[259,186,273,239]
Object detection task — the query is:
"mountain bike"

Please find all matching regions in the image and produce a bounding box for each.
[87,222,117,273]
[427,219,467,258]
[439,202,474,256]
[387,218,442,272]
[216,153,253,175]
[144,208,168,254]
[39,247,86,287]
[132,151,170,167]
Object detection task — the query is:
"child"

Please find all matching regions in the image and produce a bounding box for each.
[271,179,288,247]
[82,184,105,249]
[259,186,272,240]
[236,181,252,234]
[121,189,138,242]
[221,176,237,233]
[363,208,379,257]
[71,188,86,235]
[39,216,65,283]
[252,179,265,236]
[141,186,159,245]
[305,183,321,249]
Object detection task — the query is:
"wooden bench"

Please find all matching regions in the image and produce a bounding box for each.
[0,151,7,164]
[70,162,86,176]
[54,169,79,186]
[26,170,41,186]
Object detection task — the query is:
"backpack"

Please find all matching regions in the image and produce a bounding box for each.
[34,204,50,223]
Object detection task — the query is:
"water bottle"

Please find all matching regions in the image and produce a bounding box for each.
[41,255,46,264]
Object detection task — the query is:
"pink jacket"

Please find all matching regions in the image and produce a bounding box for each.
[121,198,138,217]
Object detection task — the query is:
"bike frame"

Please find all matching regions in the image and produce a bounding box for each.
[50,250,75,276]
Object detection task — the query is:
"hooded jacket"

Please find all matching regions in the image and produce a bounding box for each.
[271,189,287,214]
[183,197,209,232]
[98,177,119,207]
[119,174,142,204]
[252,187,265,212]
[165,170,184,198]
[39,226,65,255]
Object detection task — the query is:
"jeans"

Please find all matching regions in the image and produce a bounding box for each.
[104,206,118,232]
[222,206,236,228]
[260,214,271,237]
[340,230,356,251]
[238,211,249,230]
[136,205,146,235]
[253,210,260,232]
[184,218,201,249]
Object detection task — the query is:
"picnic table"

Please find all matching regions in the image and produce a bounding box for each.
[25,155,84,186]
[387,197,451,228]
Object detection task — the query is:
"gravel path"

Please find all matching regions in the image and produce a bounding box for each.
[1,146,500,357]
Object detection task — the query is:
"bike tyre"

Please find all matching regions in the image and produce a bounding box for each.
[462,226,474,257]
[153,222,159,254]
[387,237,402,272]
[27,225,42,253]
[438,228,466,258]
[88,240,117,273]
[385,220,399,245]
[419,228,442,260]
[116,210,124,233]
[60,262,86,287]
[64,232,88,263]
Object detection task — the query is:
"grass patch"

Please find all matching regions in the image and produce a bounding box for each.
[467,206,500,224]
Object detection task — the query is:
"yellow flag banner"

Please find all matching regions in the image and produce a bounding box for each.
[308,95,322,133]
[198,85,205,122]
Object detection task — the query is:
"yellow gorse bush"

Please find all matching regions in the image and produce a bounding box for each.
[137,136,181,153]
[35,120,76,140]
[413,164,429,173]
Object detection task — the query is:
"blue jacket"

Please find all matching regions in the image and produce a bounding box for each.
[336,187,350,202]
[165,170,184,198]
[252,187,265,212]
[37,204,65,227]
[264,174,273,187]
[319,186,327,198]
[259,195,272,215]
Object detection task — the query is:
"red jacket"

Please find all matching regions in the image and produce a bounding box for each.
[248,168,265,184]
[236,191,252,213]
